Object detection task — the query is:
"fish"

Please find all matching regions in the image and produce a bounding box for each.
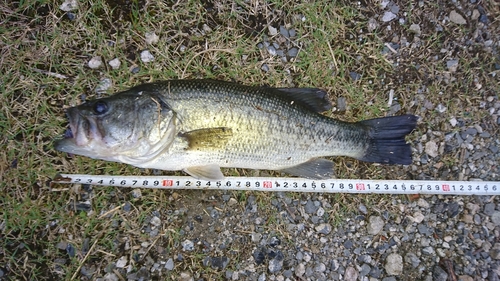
[55,79,418,180]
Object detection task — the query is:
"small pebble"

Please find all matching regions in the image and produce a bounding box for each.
[295,263,305,276]
[367,18,378,32]
[472,9,481,20]
[95,78,112,94]
[140,50,154,63]
[436,104,447,113]
[287,47,298,57]
[349,71,361,81]
[279,26,289,37]
[60,0,78,11]
[150,216,161,227]
[131,189,142,198]
[409,24,421,36]
[359,204,368,215]
[425,141,439,158]
[267,46,277,56]
[145,32,159,45]
[131,66,140,74]
[116,256,127,268]
[491,212,500,226]
[449,10,466,25]
[345,266,359,281]
[449,118,458,127]
[108,58,121,69]
[447,59,459,72]
[337,97,347,111]
[88,56,102,69]
[182,240,194,251]
[367,216,384,235]
[385,253,403,275]
[433,266,448,281]
[382,11,397,22]
[268,26,278,36]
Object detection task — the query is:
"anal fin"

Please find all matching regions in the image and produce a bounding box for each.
[184,164,224,180]
[280,158,335,179]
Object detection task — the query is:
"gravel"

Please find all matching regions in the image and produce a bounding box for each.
[51,1,500,280]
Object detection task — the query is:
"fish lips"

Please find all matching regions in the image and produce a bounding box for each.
[55,107,102,154]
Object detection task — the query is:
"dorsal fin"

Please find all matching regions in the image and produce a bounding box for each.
[272,87,332,112]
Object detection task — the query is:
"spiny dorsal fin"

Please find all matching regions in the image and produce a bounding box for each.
[179,127,233,150]
[273,88,332,112]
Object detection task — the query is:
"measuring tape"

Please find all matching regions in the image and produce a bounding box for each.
[51,174,500,195]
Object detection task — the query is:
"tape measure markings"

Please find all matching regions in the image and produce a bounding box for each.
[51,174,500,195]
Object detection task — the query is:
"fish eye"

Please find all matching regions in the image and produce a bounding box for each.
[93,101,108,115]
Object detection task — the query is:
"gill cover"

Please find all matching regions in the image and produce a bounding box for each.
[55,89,178,164]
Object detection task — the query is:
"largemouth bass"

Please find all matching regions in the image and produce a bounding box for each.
[55,80,417,180]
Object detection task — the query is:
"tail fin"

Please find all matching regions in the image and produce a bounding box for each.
[356,115,418,165]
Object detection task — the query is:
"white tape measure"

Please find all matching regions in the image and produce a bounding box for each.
[51,174,500,195]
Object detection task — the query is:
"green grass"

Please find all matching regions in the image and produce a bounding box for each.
[1,0,499,279]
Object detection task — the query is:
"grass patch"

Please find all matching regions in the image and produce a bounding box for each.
[1,0,498,279]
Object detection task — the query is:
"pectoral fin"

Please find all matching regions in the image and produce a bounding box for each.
[180,127,232,151]
[184,164,224,180]
[280,158,335,179]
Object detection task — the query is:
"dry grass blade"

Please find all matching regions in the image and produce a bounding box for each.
[1,0,499,280]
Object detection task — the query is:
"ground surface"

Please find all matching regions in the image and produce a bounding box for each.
[1,0,500,280]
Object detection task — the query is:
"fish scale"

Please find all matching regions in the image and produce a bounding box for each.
[169,83,343,163]
[55,79,418,180]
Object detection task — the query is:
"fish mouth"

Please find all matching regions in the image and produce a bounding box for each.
[54,108,103,153]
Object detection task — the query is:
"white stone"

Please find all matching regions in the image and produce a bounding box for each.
[472,10,480,21]
[382,11,397,22]
[380,0,390,9]
[425,141,438,158]
[385,253,403,275]
[95,78,112,94]
[140,50,155,63]
[449,10,466,25]
[108,58,121,69]
[368,18,378,32]
[447,59,459,72]
[449,118,457,127]
[116,256,128,268]
[367,216,384,235]
[417,198,430,209]
[228,198,238,206]
[145,32,159,45]
[409,24,421,36]
[436,104,447,113]
[60,0,78,11]
[295,263,305,277]
[268,26,278,36]
[413,212,425,223]
[88,56,102,69]
[150,216,161,227]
